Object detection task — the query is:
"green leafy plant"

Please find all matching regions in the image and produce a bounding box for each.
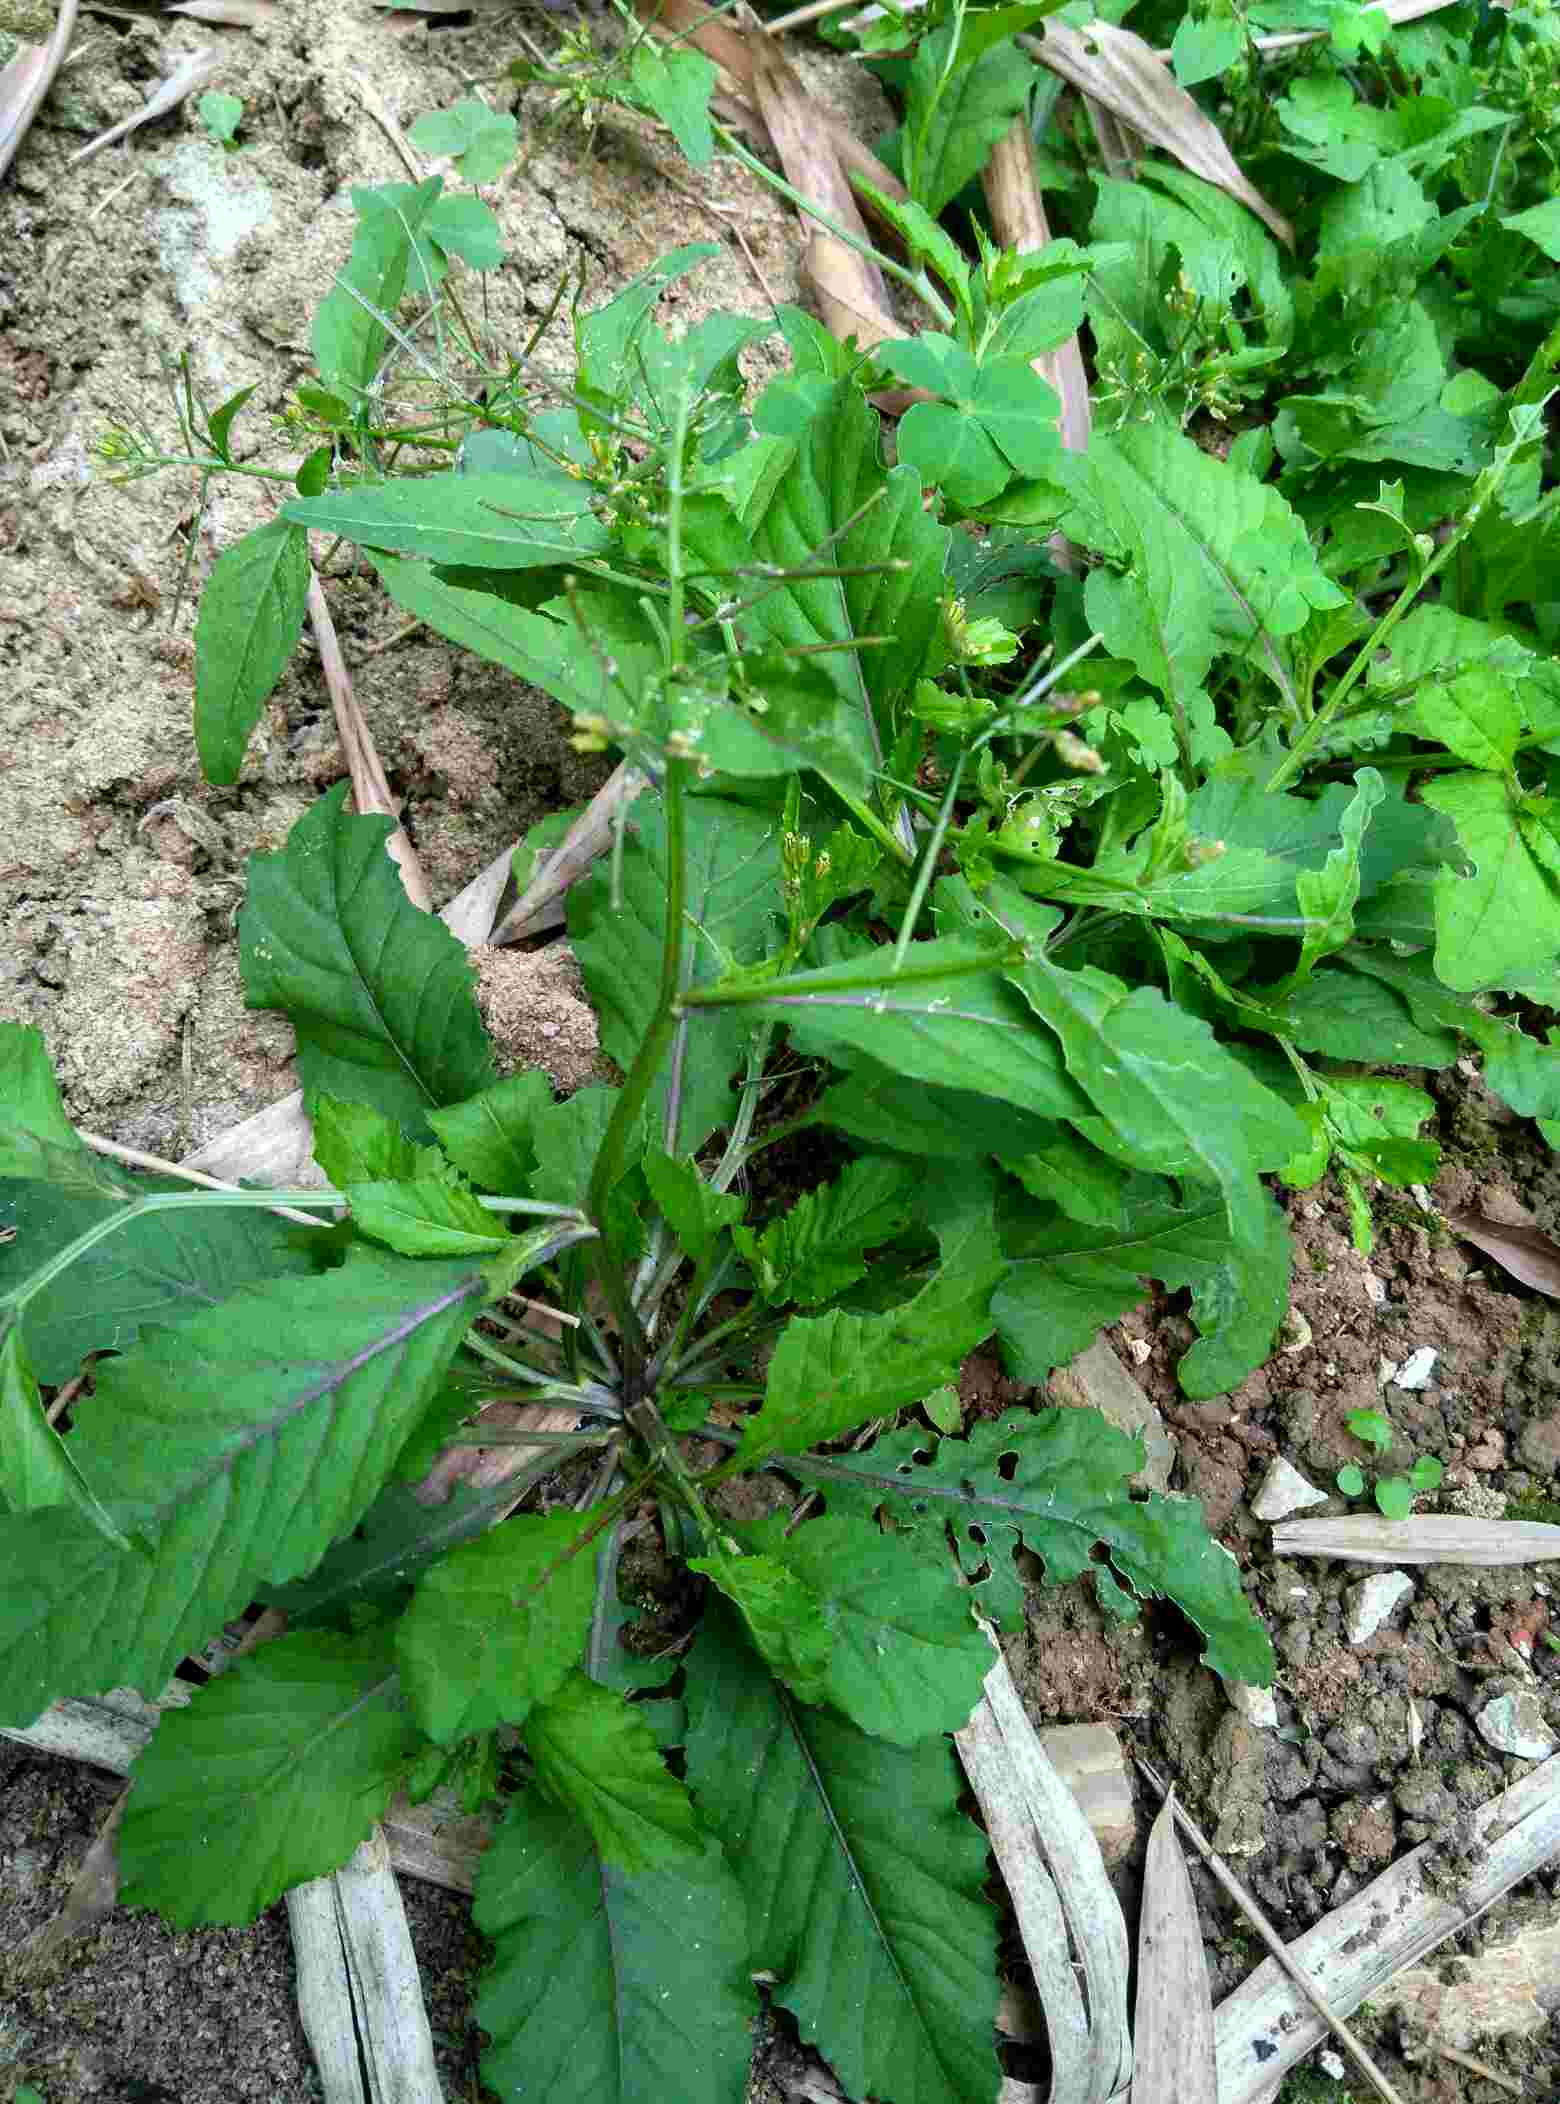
[197,89,243,151]
[1337,1409,1444,1518]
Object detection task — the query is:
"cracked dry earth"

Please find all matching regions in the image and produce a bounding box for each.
[3,4,1560,2100]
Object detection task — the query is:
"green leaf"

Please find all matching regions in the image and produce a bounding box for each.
[571,794,781,1155]
[733,1241,1002,1471]
[995,1184,1291,1399]
[1336,1464,1366,1497]
[688,1546,834,1706]
[574,243,719,412]
[685,1602,999,2104]
[814,1056,1061,1161]
[283,474,609,568]
[735,1513,990,1746]
[0,1176,318,1384]
[817,1410,1274,1683]
[1374,1476,1413,1520]
[1500,196,1560,262]
[426,1072,552,1194]
[733,1156,915,1306]
[240,784,495,1137]
[524,1670,704,1873]
[407,98,518,184]
[1262,971,1458,1067]
[422,192,503,271]
[312,179,447,398]
[1420,772,1560,991]
[626,42,717,166]
[474,1792,754,2104]
[901,21,1036,216]
[117,1624,423,1925]
[1171,15,1244,84]
[1417,670,1523,772]
[1345,1407,1393,1454]
[1284,767,1385,987]
[0,1248,483,1725]
[642,1150,744,1268]
[1342,948,1560,1118]
[881,337,1061,504]
[398,1506,605,1742]
[347,1160,508,1258]
[309,1094,420,1186]
[0,1023,92,1183]
[0,1324,127,1546]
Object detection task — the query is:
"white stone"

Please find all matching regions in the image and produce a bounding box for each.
[1252,1456,1329,1522]
[1224,1679,1279,1730]
[1476,1693,1558,1762]
[1346,1570,1414,1644]
[1393,1346,1439,1390]
[1320,2051,1346,2080]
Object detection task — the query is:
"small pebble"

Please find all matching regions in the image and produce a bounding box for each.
[1393,1346,1438,1390]
[1224,1680,1279,1730]
[1252,1455,1328,1522]
[1475,1692,1558,1761]
[1346,1570,1414,1645]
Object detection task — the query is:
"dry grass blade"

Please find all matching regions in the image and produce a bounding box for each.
[164,0,276,22]
[1138,1761,1406,2104]
[1272,1515,1560,1565]
[68,42,220,165]
[749,35,900,352]
[1132,1792,1216,2104]
[0,0,76,181]
[1212,1753,1560,2103]
[306,570,433,912]
[1023,20,1292,247]
[489,761,645,945]
[1445,1206,1560,1297]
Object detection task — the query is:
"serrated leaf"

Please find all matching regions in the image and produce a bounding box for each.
[736,1513,990,1746]
[1342,948,1560,1117]
[525,1670,704,1872]
[734,1243,1002,1471]
[193,522,310,784]
[347,1161,507,1257]
[426,1071,552,1194]
[689,1546,834,1706]
[1262,971,1458,1067]
[642,1149,744,1268]
[901,20,1036,216]
[0,1176,319,1385]
[254,1474,510,1622]
[0,1324,127,1547]
[733,1156,915,1305]
[571,794,781,1155]
[994,1185,1291,1399]
[1420,772,1560,991]
[685,1602,999,2104]
[283,473,608,568]
[309,1093,420,1186]
[240,783,495,1137]
[407,97,518,184]
[815,1410,1274,1683]
[474,1792,754,2104]
[118,1624,423,1926]
[1417,669,1523,772]
[398,1506,605,1742]
[0,1248,483,1725]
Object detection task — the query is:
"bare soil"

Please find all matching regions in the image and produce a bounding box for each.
[3,5,1558,2102]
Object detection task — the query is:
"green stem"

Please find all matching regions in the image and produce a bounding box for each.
[679,939,1024,1011]
[891,750,965,971]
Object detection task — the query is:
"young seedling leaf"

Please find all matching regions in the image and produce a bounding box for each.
[426,1071,552,1194]
[117,1624,423,1925]
[685,1601,999,2104]
[0,1249,483,1724]
[194,522,310,784]
[240,784,494,1138]
[524,1670,705,1873]
[407,97,518,185]
[474,1792,755,2104]
[398,1506,606,1742]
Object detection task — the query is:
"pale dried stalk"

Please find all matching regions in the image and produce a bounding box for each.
[0,0,76,181]
[1132,1793,1216,2104]
[408,1400,584,1509]
[77,1125,327,1227]
[307,569,432,911]
[981,121,1091,458]
[1138,1761,1405,2104]
[1273,1514,1560,1565]
[69,42,221,165]
[488,761,645,945]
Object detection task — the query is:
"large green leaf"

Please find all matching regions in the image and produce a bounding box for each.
[900,18,1039,215]
[814,1057,1062,1161]
[733,1156,915,1306]
[240,784,494,1136]
[1285,767,1385,986]
[733,1241,1002,1471]
[524,1670,705,1872]
[397,1507,605,1743]
[474,1792,754,2104]
[0,1024,101,1187]
[813,1411,1274,1684]
[994,1186,1292,1399]
[426,1072,552,1194]
[283,474,609,568]
[193,522,311,785]
[733,1513,991,1746]
[255,1476,517,1623]
[0,1325,126,1546]
[0,1248,483,1725]
[311,178,446,397]
[685,1603,999,2104]
[0,1176,318,1384]
[1342,946,1560,1118]
[117,1625,423,1926]
[1419,771,1560,990]
[570,794,781,1155]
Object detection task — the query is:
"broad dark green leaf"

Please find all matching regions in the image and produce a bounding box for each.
[685,1603,999,2104]
[1262,970,1458,1066]
[1419,771,1560,991]
[0,1024,100,1187]
[426,1072,552,1194]
[118,1624,423,1926]
[1343,948,1560,1118]
[240,784,495,1137]
[0,1248,483,1725]
[688,1546,834,1706]
[814,1057,1062,1160]
[474,1792,754,2104]
[398,1506,605,1743]
[994,1186,1291,1399]
[0,1324,126,1545]
[524,1670,704,1872]
[283,474,608,568]
[254,1476,514,1623]
[193,522,311,785]
[571,795,781,1155]
[309,1094,419,1186]
[901,21,1037,216]
[0,1176,319,1385]
[814,1411,1274,1683]
[733,1156,915,1306]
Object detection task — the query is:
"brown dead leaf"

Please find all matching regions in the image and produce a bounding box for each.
[1133,1793,1217,2104]
[1023,19,1293,246]
[1446,1207,1560,1297]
